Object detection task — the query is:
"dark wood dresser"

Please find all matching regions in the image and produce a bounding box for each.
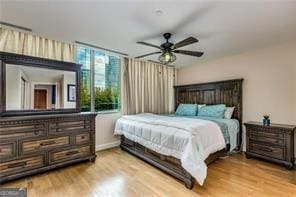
[244,121,295,169]
[0,113,97,183]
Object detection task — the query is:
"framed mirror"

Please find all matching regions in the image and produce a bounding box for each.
[0,52,81,116]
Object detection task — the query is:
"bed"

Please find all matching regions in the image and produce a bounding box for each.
[114,79,243,189]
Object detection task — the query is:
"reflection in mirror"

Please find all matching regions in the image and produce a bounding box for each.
[6,64,76,110]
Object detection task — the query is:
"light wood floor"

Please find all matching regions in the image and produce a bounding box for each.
[1,148,296,197]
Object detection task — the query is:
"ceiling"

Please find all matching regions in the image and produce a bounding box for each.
[1,0,296,67]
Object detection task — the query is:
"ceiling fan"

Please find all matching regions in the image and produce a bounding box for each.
[135,33,203,64]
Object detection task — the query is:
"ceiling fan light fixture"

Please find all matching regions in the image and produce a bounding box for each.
[136,33,203,64]
[159,51,176,64]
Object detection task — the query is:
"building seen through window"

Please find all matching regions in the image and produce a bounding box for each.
[76,46,120,112]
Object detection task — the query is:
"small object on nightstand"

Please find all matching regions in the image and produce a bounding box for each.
[263,115,270,126]
[244,121,295,169]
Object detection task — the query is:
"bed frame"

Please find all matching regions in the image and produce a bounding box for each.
[120,79,243,189]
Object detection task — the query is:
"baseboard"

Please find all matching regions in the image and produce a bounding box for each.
[96,141,120,151]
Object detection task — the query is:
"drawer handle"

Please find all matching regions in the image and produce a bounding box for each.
[8,162,26,168]
[258,147,273,152]
[40,141,55,146]
[34,125,43,129]
[34,131,40,135]
[56,128,62,132]
[275,134,282,138]
[66,151,79,156]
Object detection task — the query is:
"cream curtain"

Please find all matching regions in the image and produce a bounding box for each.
[0,27,75,62]
[121,57,176,115]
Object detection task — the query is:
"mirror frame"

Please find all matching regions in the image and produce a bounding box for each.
[0,52,81,116]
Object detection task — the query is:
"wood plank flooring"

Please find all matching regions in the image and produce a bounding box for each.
[1,148,295,197]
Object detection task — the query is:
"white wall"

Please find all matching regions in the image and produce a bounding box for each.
[6,65,22,110]
[19,68,30,109]
[62,72,76,108]
[178,42,296,124]
[95,112,121,151]
[294,61,296,122]
[177,42,296,154]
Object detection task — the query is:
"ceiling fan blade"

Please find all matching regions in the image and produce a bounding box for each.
[173,37,198,49]
[135,51,161,59]
[173,50,204,57]
[137,41,163,50]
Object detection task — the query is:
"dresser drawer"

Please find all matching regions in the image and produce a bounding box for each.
[0,123,46,140]
[0,155,45,177]
[21,136,70,154]
[49,119,91,134]
[75,133,90,145]
[249,135,284,146]
[249,141,284,160]
[0,142,16,160]
[49,146,91,164]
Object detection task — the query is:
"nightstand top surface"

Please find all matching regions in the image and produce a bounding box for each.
[244,121,296,130]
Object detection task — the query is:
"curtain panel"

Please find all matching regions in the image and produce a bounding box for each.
[0,27,75,62]
[121,58,176,115]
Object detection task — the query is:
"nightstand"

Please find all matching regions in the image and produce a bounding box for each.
[244,121,295,169]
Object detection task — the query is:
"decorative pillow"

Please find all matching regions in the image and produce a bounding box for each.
[198,104,226,118]
[224,107,235,119]
[175,104,198,116]
[198,104,206,110]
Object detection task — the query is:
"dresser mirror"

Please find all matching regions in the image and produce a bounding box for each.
[0,52,81,116]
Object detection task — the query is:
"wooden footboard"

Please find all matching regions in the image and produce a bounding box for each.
[120,136,228,189]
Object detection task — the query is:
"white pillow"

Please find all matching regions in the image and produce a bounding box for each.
[198,104,206,110]
[224,107,235,119]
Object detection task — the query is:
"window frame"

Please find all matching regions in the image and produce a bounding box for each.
[77,46,121,113]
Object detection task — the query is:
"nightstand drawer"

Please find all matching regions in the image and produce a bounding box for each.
[248,129,284,139]
[249,142,284,160]
[249,135,284,145]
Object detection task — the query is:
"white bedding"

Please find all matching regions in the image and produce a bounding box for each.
[114,113,226,185]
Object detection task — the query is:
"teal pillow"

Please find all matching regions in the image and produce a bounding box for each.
[175,104,198,116]
[198,104,226,118]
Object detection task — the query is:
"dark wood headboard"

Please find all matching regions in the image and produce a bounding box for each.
[174,79,244,150]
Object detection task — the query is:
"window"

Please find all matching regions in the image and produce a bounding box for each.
[77,47,91,111]
[76,46,120,112]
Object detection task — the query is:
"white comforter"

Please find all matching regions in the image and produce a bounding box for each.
[114,113,226,185]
